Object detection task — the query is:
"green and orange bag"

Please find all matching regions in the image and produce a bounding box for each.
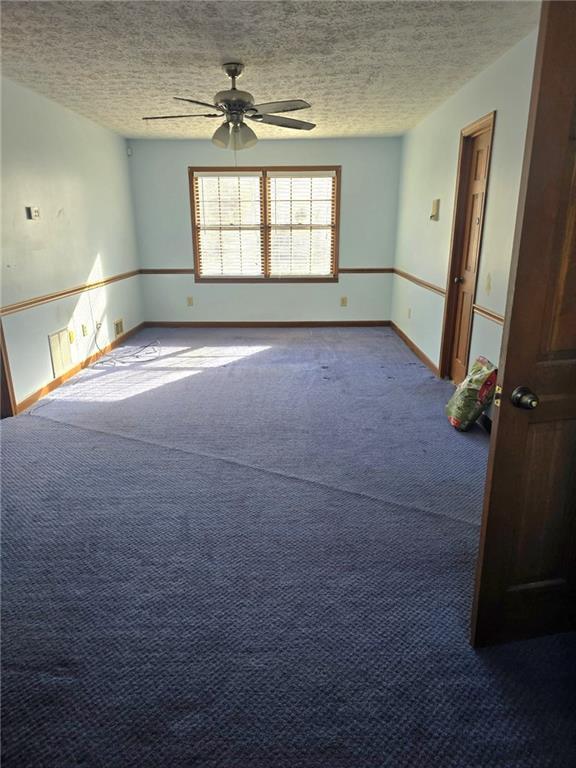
[445,356,498,431]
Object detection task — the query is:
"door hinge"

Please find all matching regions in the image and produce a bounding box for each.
[493,385,502,407]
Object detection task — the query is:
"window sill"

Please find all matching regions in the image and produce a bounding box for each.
[194,275,339,284]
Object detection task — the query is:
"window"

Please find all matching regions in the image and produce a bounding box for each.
[189,166,341,281]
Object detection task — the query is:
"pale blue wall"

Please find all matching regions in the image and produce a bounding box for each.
[391,31,538,370]
[1,77,142,402]
[128,137,402,322]
[1,28,540,403]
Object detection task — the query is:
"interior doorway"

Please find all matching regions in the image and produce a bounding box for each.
[440,112,495,383]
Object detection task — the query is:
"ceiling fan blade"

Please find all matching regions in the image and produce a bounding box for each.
[143,113,220,120]
[248,113,316,130]
[252,99,311,114]
[174,97,224,111]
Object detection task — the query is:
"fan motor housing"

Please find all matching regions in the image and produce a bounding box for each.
[214,89,255,109]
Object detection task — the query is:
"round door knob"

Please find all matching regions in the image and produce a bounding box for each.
[510,386,539,410]
[454,276,464,284]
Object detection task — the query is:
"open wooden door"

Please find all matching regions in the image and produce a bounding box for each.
[472,0,576,647]
[442,113,495,384]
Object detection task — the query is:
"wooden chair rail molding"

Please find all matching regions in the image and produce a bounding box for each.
[0,270,141,316]
[140,268,396,274]
[472,304,505,325]
[0,267,392,315]
[339,268,394,274]
[0,266,504,326]
[392,270,505,325]
[140,268,195,275]
[393,268,446,297]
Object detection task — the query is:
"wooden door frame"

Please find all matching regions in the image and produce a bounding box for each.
[0,322,16,419]
[439,111,496,379]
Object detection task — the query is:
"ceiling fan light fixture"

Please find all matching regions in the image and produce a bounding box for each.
[143,62,315,145]
[230,122,258,150]
[211,121,231,149]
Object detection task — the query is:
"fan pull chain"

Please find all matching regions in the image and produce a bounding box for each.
[217,176,224,276]
[290,177,293,275]
[237,176,243,274]
[234,147,239,276]
[309,180,313,274]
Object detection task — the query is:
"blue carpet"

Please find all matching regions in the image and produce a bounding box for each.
[1,328,575,767]
[20,327,490,524]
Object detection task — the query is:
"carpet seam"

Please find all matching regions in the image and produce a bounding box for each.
[27,412,478,530]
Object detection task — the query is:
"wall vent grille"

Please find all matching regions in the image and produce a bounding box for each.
[48,329,72,378]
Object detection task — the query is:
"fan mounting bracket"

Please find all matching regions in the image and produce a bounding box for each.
[222,62,244,81]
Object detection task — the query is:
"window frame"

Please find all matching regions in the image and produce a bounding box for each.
[188,166,341,283]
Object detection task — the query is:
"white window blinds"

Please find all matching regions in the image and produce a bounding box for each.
[267,170,337,277]
[190,168,339,280]
[193,172,264,277]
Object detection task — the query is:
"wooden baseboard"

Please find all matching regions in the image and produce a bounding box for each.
[16,323,145,413]
[14,320,436,413]
[390,322,440,377]
[142,320,391,328]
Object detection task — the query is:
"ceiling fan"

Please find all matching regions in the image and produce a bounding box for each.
[142,62,316,150]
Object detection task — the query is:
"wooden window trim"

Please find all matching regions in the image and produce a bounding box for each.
[189,166,341,283]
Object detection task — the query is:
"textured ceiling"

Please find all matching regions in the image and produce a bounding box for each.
[1,1,539,140]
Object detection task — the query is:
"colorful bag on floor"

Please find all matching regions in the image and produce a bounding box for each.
[445,356,497,432]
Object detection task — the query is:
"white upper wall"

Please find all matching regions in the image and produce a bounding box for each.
[1,77,139,305]
[1,77,142,403]
[128,137,402,322]
[395,30,537,311]
[129,137,402,270]
[392,30,538,366]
